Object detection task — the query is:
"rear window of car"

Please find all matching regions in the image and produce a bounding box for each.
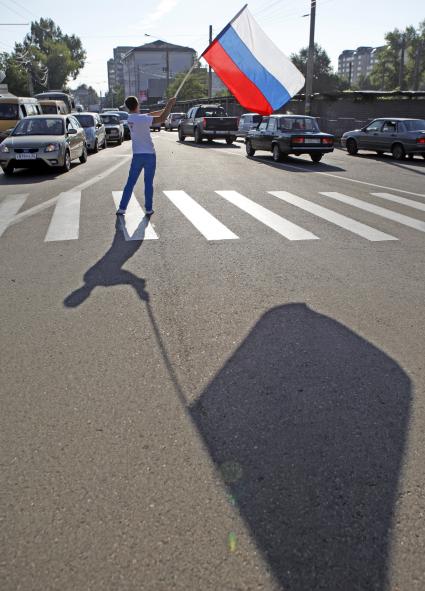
[196,107,226,117]
[101,115,120,125]
[75,115,95,128]
[0,103,19,119]
[42,104,59,114]
[279,117,319,131]
[252,115,262,123]
[403,119,425,131]
[171,113,184,119]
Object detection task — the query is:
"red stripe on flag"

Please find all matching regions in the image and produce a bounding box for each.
[203,40,273,116]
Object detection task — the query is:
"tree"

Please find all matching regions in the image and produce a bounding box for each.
[290,44,348,93]
[1,18,86,95]
[166,66,208,100]
[369,20,425,90]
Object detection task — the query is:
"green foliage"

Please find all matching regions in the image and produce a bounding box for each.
[290,44,349,93]
[1,18,86,96]
[166,66,208,100]
[369,20,425,90]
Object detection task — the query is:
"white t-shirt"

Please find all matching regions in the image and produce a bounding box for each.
[127,113,155,154]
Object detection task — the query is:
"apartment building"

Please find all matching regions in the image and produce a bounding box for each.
[107,46,135,92]
[338,46,385,84]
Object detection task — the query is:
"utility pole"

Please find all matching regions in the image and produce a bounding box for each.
[208,25,213,99]
[166,48,170,93]
[304,0,316,115]
[413,40,423,91]
[399,33,406,90]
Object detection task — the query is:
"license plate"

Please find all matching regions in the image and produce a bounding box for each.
[308,139,321,144]
[16,153,37,160]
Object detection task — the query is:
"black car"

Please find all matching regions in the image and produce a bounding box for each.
[246,115,334,163]
[341,118,425,160]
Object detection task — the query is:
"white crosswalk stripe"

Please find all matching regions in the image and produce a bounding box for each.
[320,192,425,233]
[163,190,238,240]
[112,192,158,240]
[0,194,27,238]
[215,190,319,241]
[44,192,81,242]
[371,192,425,213]
[269,191,398,242]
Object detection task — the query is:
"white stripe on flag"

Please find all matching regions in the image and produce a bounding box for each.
[269,191,398,241]
[163,191,238,240]
[215,191,318,240]
[371,193,425,213]
[320,192,425,233]
[45,192,81,242]
[0,194,27,238]
[112,192,158,240]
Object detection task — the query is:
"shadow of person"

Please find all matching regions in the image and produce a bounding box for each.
[64,218,149,308]
[190,303,411,591]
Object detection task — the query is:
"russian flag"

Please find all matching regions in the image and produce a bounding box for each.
[201,5,305,116]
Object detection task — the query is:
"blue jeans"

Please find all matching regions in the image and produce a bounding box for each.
[119,153,156,211]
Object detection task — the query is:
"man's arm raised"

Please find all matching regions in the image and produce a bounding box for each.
[150,97,177,126]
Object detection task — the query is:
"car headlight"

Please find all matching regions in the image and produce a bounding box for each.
[0,144,10,153]
[45,143,59,152]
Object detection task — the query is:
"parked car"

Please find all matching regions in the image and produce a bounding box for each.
[100,113,124,145]
[341,118,425,160]
[164,112,185,131]
[238,112,262,137]
[246,114,334,162]
[111,110,130,139]
[0,114,87,176]
[178,105,239,144]
[73,112,106,152]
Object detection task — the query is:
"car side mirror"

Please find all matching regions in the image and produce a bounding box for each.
[67,128,77,135]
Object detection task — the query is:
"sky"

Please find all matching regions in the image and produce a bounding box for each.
[0,0,424,95]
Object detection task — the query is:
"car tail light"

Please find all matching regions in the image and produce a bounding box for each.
[322,137,333,145]
[292,136,304,144]
[416,137,425,144]
[203,117,207,127]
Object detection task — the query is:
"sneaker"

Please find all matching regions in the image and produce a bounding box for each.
[116,208,126,215]
[145,209,154,216]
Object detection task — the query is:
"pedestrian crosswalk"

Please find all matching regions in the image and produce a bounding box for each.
[1,188,424,244]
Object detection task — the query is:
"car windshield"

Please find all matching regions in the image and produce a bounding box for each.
[404,119,425,131]
[172,114,184,119]
[197,108,227,117]
[74,115,95,128]
[116,112,128,121]
[279,117,319,131]
[101,115,120,125]
[12,118,64,136]
[0,103,19,119]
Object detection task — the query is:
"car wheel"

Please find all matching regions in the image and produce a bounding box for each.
[392,143,405,160]
[178,127,185,142]
[2,163,14,176]
[346,138,358,155]
[62,150,71,172]
[79,144,88,163]
[207,138,213,143]
[226,137,234,145]
[93,139,99,153]
[310,152,323,163]
[407,154,414,160]
[422,154,425,160]
[117,136,122,145]
[246,140,255,157]
[376,151,384,156]
[194,127,203,144]
[272,144,282,162]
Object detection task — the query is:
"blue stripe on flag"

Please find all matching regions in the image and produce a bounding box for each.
[218,25,291,111]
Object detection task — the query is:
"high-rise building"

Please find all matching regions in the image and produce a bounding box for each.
[107,46,135,92]
[122,40,196,103]
[338,46,385,84]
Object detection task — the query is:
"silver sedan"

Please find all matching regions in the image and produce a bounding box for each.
[0,114,87,176]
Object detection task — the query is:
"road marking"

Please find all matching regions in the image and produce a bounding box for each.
[7,156,131,228]
[112,192,158,240]
[44,192,81,242]
[215,190,319,241]
[320,192,425,233]
[163,190,238,240]
[269,191,398,242]
[0,194,27,237]
[371,192,425,213]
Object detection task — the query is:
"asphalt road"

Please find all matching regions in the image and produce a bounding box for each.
[1,133,424,591]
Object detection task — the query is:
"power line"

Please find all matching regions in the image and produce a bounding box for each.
[0,0,30,22]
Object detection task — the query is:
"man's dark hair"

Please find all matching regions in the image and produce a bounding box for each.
[125,96,139,111]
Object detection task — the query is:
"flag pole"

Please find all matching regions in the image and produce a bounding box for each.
[174,60,199,98]
[200,4,248,57]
